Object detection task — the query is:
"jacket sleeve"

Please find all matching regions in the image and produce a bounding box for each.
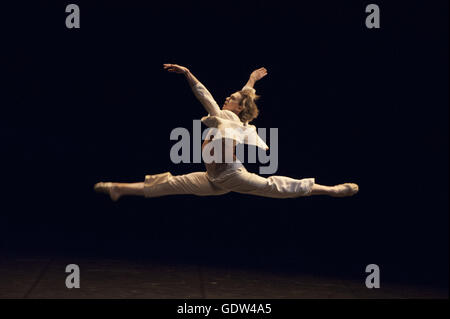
[191,82,222,116]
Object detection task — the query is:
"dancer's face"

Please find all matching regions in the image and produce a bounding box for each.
[222,92,244,114]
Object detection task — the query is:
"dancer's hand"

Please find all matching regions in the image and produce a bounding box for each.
[250,67,268,82]
[163,63,189,75]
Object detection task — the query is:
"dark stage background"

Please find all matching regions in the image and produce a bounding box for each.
[1,0,448,288]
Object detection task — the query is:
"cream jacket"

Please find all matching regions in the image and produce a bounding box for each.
[191,82,269,150]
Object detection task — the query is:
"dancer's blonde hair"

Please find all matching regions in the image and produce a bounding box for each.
[238,89,260,124]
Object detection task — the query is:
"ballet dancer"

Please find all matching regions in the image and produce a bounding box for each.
[94,64,359,201]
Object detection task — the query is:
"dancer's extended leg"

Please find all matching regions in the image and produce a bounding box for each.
[93,182,143,201]
[211,169,316,198]
[143,171,229,198]
[94,171,229,201]
[211,168,358,198]
[309,183,359,197]
[114,182,145,197]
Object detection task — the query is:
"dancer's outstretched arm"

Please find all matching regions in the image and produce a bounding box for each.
[243,67,268,91]
[163,63,221,116]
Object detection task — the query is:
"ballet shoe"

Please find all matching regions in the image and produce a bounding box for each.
[331,183,359,197]
[94,182,121,202]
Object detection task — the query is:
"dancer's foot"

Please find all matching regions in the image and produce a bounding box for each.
[94,182,121,201]
[331,183,359,197]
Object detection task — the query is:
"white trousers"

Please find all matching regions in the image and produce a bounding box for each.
[143,165,315,199]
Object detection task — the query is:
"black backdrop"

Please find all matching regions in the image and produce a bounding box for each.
[1,0,448,287]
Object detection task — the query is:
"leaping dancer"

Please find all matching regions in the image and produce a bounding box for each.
[94,64,359,201]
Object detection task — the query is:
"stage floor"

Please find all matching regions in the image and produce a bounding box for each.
[0,254,447,299]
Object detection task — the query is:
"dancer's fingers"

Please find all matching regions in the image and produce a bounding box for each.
[258,69,267,76]
[164,64,176,71]
[165,64,184,73]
